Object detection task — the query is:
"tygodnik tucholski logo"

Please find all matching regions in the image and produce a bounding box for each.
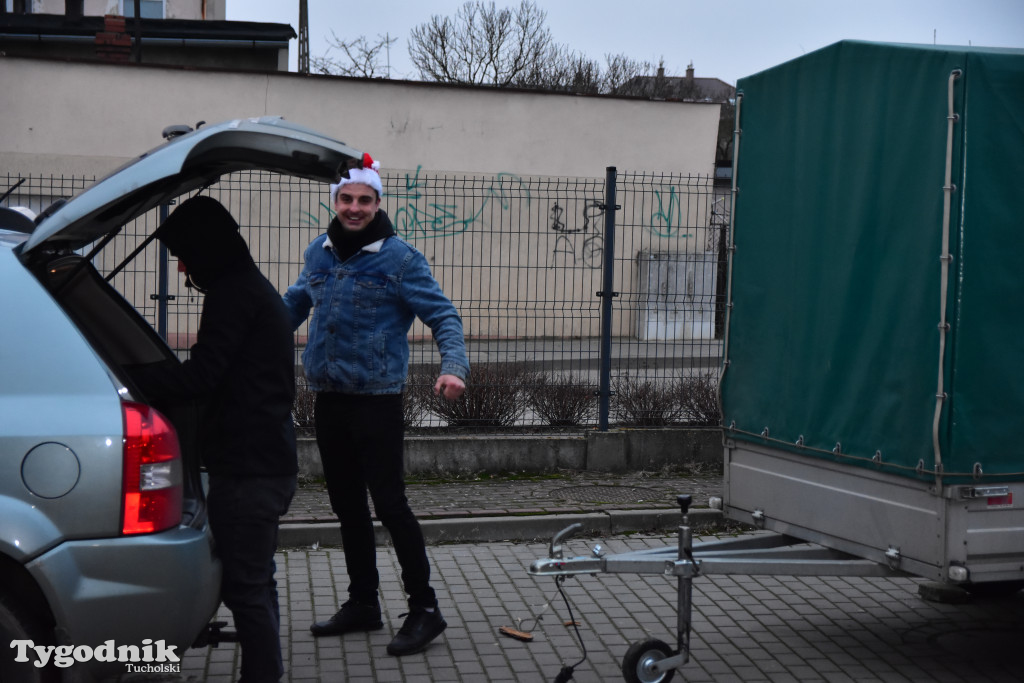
[10,639,181,673]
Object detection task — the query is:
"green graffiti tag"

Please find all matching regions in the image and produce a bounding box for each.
[298,167,529,239]
[649,186,694,238]
[298,202,332,228]
[389,166,531,240]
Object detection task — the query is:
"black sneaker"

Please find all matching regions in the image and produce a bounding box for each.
[310,600,383,637]
[386,606,448,656]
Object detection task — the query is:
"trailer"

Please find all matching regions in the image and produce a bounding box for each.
[721,39,1024,590]
[529,41,1024,682]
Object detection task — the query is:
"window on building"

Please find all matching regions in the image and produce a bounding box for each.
[122,1,164,19]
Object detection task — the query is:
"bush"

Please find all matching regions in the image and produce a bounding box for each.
[426,364,529,427]
[612,375,683,426]
[612,372,722,427]
[403,371,436,428]
[292,377,317,437]
[525,373,596,426]
[676,373,722,426]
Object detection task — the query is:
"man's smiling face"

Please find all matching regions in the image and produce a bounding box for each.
[334,183,380,231]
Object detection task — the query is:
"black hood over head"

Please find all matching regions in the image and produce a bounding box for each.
[155,195,252,290]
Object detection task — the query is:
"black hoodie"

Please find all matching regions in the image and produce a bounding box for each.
[135,196,298,477]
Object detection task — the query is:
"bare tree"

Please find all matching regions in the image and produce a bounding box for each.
[515,46,602,93]
[602,53,659,96]
[408,1,554,86]
[312,32,398,78]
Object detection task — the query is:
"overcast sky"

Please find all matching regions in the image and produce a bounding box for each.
[228,0,1024,85]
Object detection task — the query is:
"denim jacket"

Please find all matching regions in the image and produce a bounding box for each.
[283,232,469,395]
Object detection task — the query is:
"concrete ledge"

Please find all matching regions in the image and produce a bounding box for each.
[297,428,723,479]
[278,509,724,548]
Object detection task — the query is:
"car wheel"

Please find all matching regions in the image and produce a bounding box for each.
[0,593,60,683]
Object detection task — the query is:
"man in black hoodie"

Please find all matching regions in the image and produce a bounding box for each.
[133,195,297,683]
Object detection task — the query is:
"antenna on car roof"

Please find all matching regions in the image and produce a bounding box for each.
[162,124,193,140]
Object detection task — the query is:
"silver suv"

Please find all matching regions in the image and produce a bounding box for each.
[1,117,361,682]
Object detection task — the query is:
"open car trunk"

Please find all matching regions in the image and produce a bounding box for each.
[36,254,210,526]
[13,116,364,526]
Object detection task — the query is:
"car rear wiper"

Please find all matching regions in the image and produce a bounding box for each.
[0,177,26,205]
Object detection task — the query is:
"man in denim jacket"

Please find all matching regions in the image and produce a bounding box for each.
[283,154,469,657]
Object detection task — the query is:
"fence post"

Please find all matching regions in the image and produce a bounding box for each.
[597,167,620,431]
[156,202,170,340]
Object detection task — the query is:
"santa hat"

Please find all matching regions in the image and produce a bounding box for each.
[331,152,382,200]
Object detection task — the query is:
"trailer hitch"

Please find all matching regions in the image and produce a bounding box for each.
[192,621,239,648]
[530,522,606,576]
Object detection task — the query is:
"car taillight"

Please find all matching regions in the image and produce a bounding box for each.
[121,401,183,535]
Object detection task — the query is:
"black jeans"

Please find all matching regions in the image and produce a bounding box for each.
[207,474,296,683]
[315,392,436,609]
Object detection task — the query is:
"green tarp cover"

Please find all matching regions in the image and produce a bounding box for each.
[723,41,1024,483]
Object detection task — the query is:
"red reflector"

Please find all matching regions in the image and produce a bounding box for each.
[121,402,182,535]
[988,493,1013,508]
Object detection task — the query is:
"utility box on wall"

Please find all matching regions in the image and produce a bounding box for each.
[636,251,718,340]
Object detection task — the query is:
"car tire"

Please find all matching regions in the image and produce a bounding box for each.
[0,592,61,683]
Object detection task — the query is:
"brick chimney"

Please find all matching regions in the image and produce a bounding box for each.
[95,15,132,63]
[686,62,695,86]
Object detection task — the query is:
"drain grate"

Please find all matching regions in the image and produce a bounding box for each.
[551,485,660,504]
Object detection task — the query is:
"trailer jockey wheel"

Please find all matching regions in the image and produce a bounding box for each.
[622,638,676,683]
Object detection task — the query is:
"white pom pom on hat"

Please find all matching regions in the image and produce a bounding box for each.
[331,152,382,200]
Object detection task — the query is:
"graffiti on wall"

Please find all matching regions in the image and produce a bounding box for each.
[297,172,704,257]
[298,201,330,228]
[296,165,531,240]
[390,166,531,240]
[549,200,604,269]
[649,186,695,239]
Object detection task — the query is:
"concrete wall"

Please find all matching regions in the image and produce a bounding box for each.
[0,57,720,180]
[296,428,724,479]
[0,57,722,343]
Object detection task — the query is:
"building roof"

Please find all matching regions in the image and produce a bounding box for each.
[0,13,295,44]
[661,76,735,102]
[622,66,735,103]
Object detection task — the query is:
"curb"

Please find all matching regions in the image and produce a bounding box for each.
[278,509,724,548]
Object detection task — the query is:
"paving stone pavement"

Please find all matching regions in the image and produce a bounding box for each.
[118,530,1023,683]
[112,473,1024,682]
[282,470,725,525]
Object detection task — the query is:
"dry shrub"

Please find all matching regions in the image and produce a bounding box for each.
[427,364,529,428]
[292,377,317,437]
[526,373,596,426]
[403,371,435,428]
[676,373,722,426]
[612,375,683,426]
[613,372,722,427]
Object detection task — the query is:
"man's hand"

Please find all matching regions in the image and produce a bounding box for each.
[434,374,466,401]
